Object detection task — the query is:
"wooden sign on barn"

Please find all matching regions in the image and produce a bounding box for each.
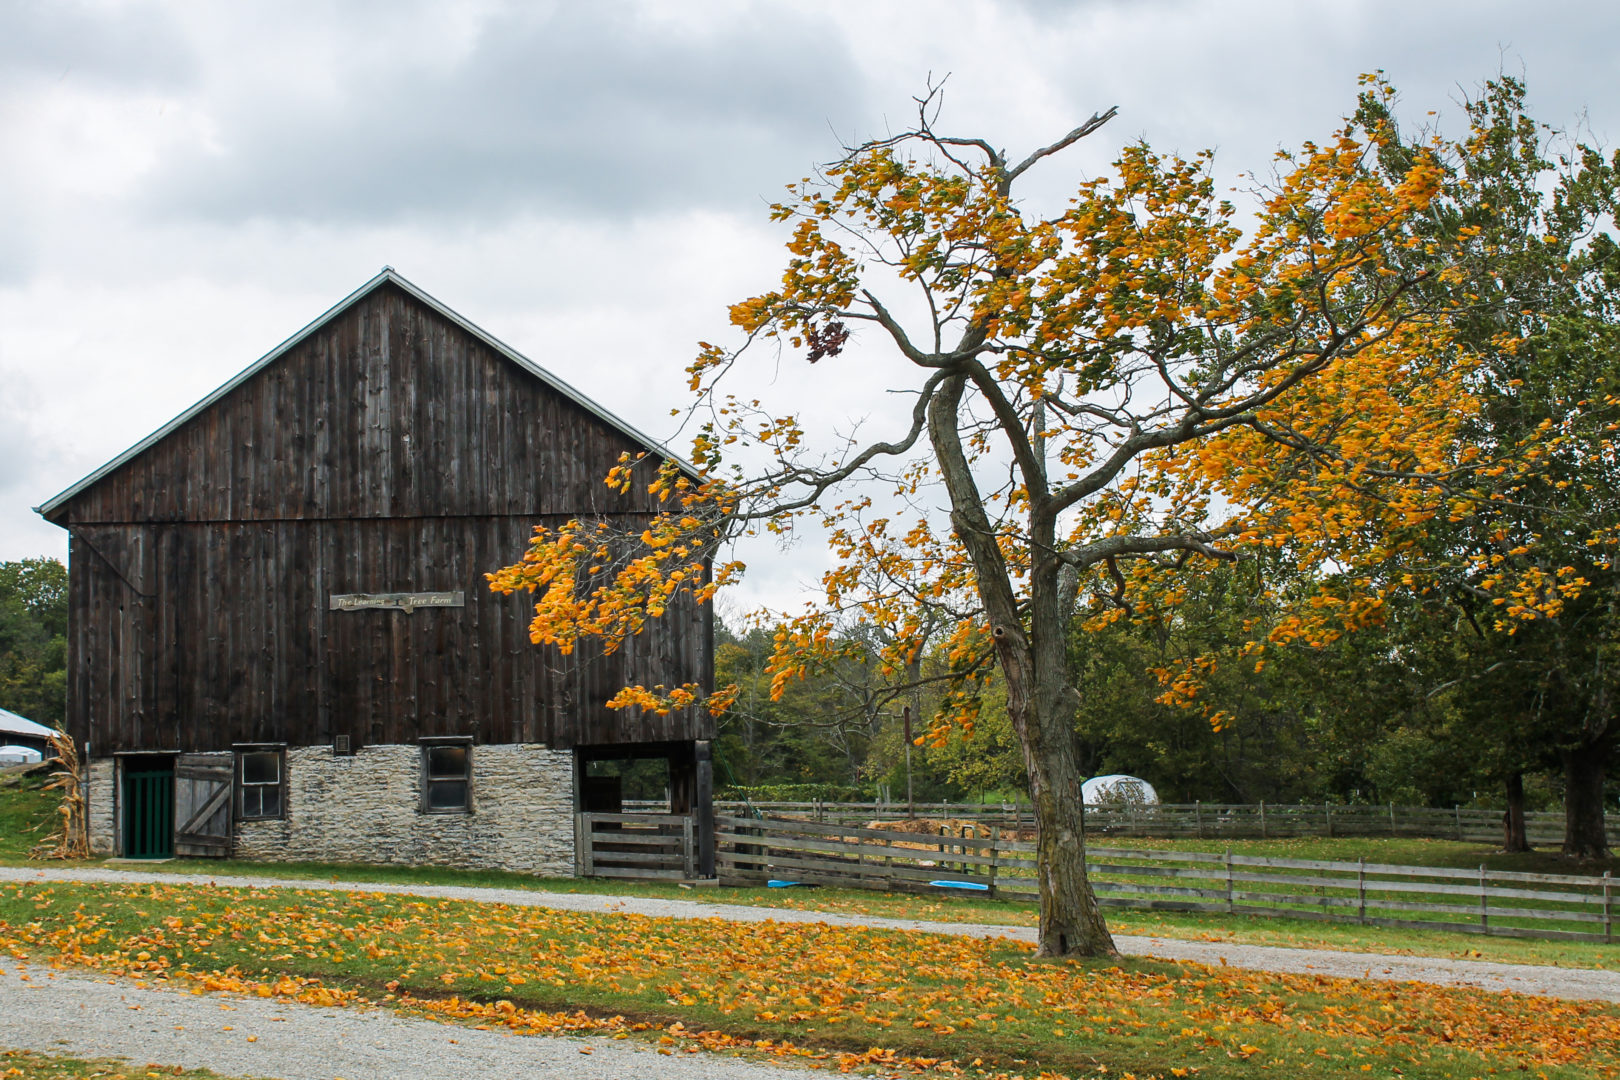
[37,269,715,874]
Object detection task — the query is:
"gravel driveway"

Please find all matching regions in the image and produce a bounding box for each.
[4,865,1618,1004]
[0,960,808,1080]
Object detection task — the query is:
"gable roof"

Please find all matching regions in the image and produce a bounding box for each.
[0,707,55,740]
[35,268,697,520]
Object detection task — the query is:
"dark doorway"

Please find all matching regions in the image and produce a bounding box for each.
[574,741,713,877]
[121,755,175,859]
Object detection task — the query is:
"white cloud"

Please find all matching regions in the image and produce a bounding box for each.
[2,0,1615,616]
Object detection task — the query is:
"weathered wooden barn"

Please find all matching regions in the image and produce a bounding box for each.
[36,269,714,874]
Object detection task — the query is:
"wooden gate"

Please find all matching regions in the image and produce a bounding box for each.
[174,752,233,858]
[122,767,174,859]
[577,812,696,880]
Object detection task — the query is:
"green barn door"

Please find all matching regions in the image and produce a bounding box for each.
[123,769,175,859]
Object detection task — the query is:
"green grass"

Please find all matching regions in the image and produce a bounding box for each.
[1087,832,1620,877]
[4,778,1615,971]
[0,772,58,861]
[0,1047,257,1079]
[3,878,1616,1080]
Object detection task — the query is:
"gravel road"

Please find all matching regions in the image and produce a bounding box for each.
[0,960,810,1080]
[4,865,1618,1004]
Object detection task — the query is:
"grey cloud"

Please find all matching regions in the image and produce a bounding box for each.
[0,1,197,89]
[141,6,866,224]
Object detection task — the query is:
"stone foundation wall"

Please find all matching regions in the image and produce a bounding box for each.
[87,758,116,856]
[234,743,575,875]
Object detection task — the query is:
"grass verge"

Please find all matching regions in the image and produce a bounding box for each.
[68,851,1618,971]
[4,778,1614,972]
[0,773,56,862]
[0,1047,254,1079]
[2,878,1617,1080]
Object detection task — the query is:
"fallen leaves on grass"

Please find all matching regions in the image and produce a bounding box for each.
[1,881,1616,1079]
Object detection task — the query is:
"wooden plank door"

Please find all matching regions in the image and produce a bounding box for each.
[174,752,233,857]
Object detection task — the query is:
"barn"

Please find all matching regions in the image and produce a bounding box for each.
[35,269,714,875]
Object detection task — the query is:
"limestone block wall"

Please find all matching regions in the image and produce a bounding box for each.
[86,758,117,856]
[235,743,576,875]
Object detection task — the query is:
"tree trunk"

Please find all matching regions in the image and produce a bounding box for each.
[1000,642,1117,958]
[925,372,1114,958]
[1501,771,1530,853]
[1561,743,1612,859]
[1029,750,1115,957]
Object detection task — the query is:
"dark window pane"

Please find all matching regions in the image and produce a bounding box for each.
[242,787,263,818]
[427,779,468,810]
[260,787,282,818]
[427,745,467,780]
[242,752,279,786]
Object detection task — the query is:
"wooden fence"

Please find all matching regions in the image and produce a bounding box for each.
[715,814,1617,943]
[694,799,1620,846]
[576,812,698,881]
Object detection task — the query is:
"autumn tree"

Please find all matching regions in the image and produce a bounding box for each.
[1350,78,1620,857]
[492,82,1483,956]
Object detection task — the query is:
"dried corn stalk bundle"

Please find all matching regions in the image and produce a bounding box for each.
[29,729,89,860]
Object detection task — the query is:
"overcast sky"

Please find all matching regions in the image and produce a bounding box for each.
[2,0,1615,611]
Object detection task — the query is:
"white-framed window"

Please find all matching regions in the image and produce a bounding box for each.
[420,738,472,813]
[236,746,285,820]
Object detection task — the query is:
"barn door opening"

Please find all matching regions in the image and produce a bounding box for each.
[174,752,234,858]
[121,756,175,859]
[574,741,713,880]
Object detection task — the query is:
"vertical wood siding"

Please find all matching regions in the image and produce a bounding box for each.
[55,283,711,755]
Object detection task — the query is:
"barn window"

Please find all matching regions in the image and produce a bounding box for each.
[237,748,285,820]
[420,739,472,813]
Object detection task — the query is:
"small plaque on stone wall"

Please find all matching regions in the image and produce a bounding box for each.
[328,591,465,613]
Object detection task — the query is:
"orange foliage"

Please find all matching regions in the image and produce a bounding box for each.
[3,881,1618,1077]
[488,76,1564,747]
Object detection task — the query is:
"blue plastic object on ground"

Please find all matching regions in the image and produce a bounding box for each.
[929,879,990,891]
[767,879,818,888]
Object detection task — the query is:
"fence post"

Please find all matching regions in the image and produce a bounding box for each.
[1259,801,1267,839]
[1225,848,1234,914]
[1195,800,1204,839]
[1357,857,1366,924]
[1604,871,1612,945]
[1454,804,1463,842]
[1479,864,1489,934]
[682,815,696,879]
[989,825,1000,897]
[1389,802,1397,835]
[577,813,593,877]
[1324,803,1332,839]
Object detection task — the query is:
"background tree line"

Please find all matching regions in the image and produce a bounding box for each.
[714,559,1606,824]
[0,557,67,729]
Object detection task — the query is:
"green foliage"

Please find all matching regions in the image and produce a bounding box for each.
[716,782,874,802]
[0,556,67,728]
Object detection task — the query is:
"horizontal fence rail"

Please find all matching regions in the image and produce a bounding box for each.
[666,799,1620,846]
[715,814,1617,944]
[577,812,697,881]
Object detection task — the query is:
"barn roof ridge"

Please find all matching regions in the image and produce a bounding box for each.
[35,268,699,519]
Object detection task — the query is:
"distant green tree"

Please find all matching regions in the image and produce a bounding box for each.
[1354,77,1620,856]
[0,557,68,727]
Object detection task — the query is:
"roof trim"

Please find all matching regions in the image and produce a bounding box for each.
[35,268,698,520]
[0,707,56,739]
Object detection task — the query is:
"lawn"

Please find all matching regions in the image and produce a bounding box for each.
[4,779,1616,970]
[0,1047,250,1080]
[2,878,1616,1080]
[0,771,57,862]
